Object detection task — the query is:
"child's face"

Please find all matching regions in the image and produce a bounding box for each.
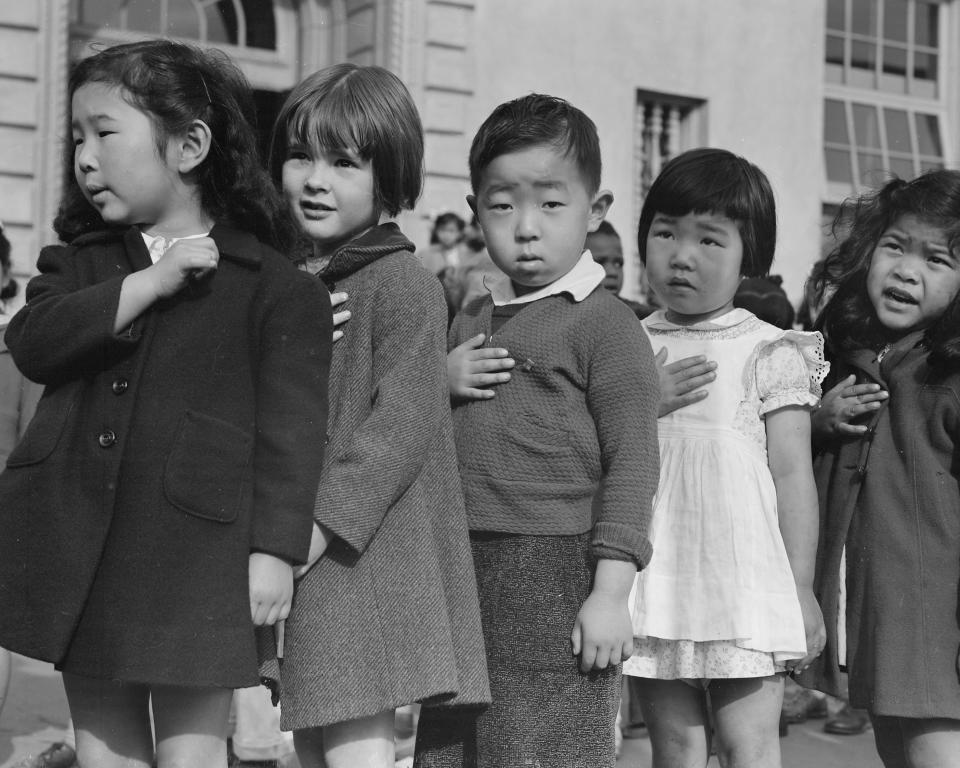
[866,214,960,340]
[587,232,624,294]
[282,142,379,256]
[644,211,744,324]
[436,222,462,249]
[71,83,183,231]
[469,145,605,291]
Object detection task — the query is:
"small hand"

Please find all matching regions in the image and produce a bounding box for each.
[293,522,333,579]
[330,291,350,343]
[787,586,826,674]
[656,347,717,417]
[249,552,294,626]
[147,237,219,299]
[448,332,515,401]
[571,590,634,673]
[812,374,887,440]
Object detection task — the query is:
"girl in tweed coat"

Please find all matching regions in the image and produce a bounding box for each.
[269,64,490,768]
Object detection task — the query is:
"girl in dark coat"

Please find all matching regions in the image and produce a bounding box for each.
[269,64,489,768]
[0,41,331,768]
[807,170,960,767]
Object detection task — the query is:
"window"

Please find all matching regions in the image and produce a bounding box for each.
[822,0,947,198]
[70,0,276,50]
[825,0,940,97]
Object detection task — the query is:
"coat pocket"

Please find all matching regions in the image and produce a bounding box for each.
[163,410,253,523]
[5,384,76,468]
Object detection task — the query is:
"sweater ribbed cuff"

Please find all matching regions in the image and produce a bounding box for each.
[591,521,652,569]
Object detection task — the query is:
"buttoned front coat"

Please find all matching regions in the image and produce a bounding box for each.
[0,225,331,687]
[801,335,960,717]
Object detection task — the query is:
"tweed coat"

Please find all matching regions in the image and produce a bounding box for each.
[800,332,960,717]
[0,326,42,464]
[279,223,490,730]
[0,225,331,687]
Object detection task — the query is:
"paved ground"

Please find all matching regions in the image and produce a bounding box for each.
[2,653,881,768]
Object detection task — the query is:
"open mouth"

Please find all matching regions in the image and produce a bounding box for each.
[301,201,334,212]
[883,287,917,305]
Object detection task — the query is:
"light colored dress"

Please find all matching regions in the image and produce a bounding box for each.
[624,308,828,680]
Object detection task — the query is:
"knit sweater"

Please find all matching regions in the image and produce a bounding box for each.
[449,287,660,566]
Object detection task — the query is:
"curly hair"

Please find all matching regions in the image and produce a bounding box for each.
[817,170,960,370]
[54,39,287,248]
[637,148,777,278]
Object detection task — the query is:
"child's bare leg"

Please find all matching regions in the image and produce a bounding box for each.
[873,715,960,768]
[63,672,154,768]
[293,727,327,768]
[151,684,232,768]
[634,677,711,768]
[312,710,395,768]
[710,675,783,768]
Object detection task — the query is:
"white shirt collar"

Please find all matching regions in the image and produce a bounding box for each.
[644,306,754,331]
[488,250,605,306]
[140,231,210,264]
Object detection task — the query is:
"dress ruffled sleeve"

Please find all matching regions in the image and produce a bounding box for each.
[757,330,830,415]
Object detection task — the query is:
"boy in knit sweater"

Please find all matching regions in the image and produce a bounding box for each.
[413,94,660,768]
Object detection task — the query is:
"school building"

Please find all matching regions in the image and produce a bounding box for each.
[1,0,957,305]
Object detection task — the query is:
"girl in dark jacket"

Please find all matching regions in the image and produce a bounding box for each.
[808,170,960,767]
[0,40,331,768]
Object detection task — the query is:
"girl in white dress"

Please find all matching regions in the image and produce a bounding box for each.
[624,148,827,768]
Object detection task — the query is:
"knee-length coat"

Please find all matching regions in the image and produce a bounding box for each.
[0,225,331,687]
[279,223,490,729]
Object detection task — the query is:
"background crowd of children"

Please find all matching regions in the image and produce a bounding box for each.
[2,35,960,768]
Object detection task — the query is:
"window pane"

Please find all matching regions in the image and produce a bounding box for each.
[851,0,877,35]
[882,44,906,75]
[167,0,199,39]
[825,148,854,183]
[76,0,124,25]
[915,1,939,47]
[888,155,915,180]
[242,0,276,49]
[127,0,161,33]
[914,52,937,81]
[825,100,849,144]
[883,0,907,42]
[826,35,845,65]
[883,108,910,151]
[205,2,238,45]
[915,113,942,156]
[858,151,886,182]
[921,160,944,173]
[827,0,845,30]
[851,40,876,71]
[853,103,881,148]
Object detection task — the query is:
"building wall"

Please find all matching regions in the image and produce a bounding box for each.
[409,0,827,303]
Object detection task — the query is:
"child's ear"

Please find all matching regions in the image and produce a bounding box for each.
[176,119,213,174]
[586,189,614,233]
[466,194,478,217]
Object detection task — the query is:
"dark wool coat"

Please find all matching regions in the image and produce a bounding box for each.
[279,224,490,730]
[800,332,960,717]
[0,225,331,687]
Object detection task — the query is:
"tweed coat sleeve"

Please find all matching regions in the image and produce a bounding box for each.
[586,304,659,568]
[5,242,137,384]
[249,261,332,562]
[315,266,449,555]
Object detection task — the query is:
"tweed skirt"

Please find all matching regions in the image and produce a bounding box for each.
[414,531,621,768]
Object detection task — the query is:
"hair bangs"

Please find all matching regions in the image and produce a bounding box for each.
[287,89,372,159]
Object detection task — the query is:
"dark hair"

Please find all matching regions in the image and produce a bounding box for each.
[637,148,777,278]
[735,275,795,330]
[430,212,465,244]
[54,39,284,247]
[0,227,17,301]
[589,219,620,240]
[817,170,960,369]
[468,94,602,195]
[269,63,424,219]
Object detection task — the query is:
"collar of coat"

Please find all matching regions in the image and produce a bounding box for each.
[71,225,265,270]
[319,222,415,282]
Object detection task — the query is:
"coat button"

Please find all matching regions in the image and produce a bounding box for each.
[98,430,117,448]
[112,377,129,395]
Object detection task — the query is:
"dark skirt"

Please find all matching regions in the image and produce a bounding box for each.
[414,531,621,768]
